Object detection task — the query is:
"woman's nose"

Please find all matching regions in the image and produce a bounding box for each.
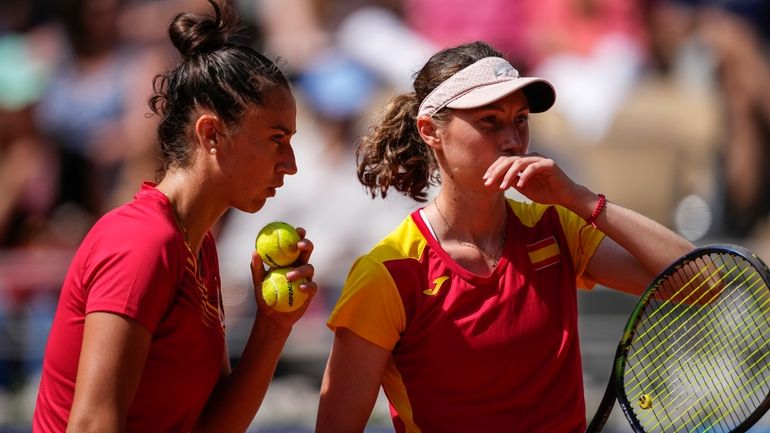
[277,146,298,175]
[501,125,525,151]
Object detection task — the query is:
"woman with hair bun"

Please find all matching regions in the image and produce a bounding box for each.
[32,1,317,432]
[316,41,693,432]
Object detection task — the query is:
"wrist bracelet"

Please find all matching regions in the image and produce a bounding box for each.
[585,194,606,228]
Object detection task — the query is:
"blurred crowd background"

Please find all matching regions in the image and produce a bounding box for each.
[1,0,770,431]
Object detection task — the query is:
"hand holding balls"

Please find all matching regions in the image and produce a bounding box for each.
[256,222,308,313]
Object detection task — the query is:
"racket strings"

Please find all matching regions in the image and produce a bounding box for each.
[633,268,770,431]
[633,277,770,431]
[631,259,762,377]
[634,276,770,432]
[632,262,745,349]
[625,272,767,397]
[628,290,768,422]
[624,264,759,383]
[620,252,770,433]
[646,335,770,432]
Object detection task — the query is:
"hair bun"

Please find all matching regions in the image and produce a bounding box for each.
[168,0,238,59]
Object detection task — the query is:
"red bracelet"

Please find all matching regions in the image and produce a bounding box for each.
[585,194,606,228]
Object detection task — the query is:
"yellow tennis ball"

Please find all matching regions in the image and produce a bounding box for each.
[261,267,308,312]
[255,221,301,268]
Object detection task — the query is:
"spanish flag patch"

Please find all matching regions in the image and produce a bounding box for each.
[527,236,561,270]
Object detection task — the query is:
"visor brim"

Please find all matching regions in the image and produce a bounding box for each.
[445,78,556,113]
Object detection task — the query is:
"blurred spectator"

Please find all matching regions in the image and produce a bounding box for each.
[118,0,212,45]
[252,0,331,74]
[0,0,50,35]
[645,0,770,237]
[402,0,535,70]
[538,0,724,234]
[34,0,167,224]
[694,3,770,237]
[332,3,436,92]
[528,0,648,144]
[0,0,60,400]
[0,36,55,248]
[251,0,435,91]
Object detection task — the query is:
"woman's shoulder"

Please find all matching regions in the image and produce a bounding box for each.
[65,201,185,286]
[506,197,560,226]
[86,195,180,253]
[505,197,591,237]
[366,212,429,263]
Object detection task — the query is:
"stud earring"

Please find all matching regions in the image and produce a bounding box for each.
[209,148,217,155]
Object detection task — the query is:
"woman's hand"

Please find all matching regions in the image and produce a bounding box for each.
[250,227,317,329]
[483,154,581,207]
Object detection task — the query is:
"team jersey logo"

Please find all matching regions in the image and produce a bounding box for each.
[527,236,561,270]
[424,275,450,296]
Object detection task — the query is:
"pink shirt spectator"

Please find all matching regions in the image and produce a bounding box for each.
[403,0,536,67]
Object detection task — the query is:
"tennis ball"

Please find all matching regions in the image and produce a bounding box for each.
[256,222,300,268]
[261,267,308,312]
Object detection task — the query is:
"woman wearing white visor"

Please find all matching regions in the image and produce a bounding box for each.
[316,41,692,433]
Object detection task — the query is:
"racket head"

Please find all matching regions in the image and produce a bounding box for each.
[612,244,770,433]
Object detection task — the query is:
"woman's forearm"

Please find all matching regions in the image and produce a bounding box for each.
[568,187,694,275]
[192,316,292,433]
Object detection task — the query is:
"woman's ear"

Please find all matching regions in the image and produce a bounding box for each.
[416,115,442,150]
[194,113,224,154]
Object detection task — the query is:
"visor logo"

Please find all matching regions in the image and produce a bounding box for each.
[493,63,519,78]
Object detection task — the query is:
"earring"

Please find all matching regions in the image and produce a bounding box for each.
[209,148,218,155]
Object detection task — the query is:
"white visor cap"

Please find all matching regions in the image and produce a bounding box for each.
[417,57,556,118]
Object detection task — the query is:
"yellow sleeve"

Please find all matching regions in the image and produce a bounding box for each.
[327,254,406,350]
[554,206,605,290]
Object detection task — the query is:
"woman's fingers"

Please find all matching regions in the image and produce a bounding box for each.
[485,155,548,189]
[250,250,267,286]
[295,227,314,264]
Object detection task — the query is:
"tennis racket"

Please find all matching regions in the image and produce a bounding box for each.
[585,244,770,433]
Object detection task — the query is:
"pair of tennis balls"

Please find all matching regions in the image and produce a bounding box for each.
[256,221,308,312]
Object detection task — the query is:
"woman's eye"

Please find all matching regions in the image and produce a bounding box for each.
[514,115,530,125]
[482,116,500,126]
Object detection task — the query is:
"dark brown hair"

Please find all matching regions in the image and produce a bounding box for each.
[149,0,289,179]
[356,41,504,202]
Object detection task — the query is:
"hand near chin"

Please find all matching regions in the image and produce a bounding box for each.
[483,154,581,206]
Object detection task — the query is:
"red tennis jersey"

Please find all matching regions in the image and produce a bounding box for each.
[328,199,605,433]
[33,183,225,433]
